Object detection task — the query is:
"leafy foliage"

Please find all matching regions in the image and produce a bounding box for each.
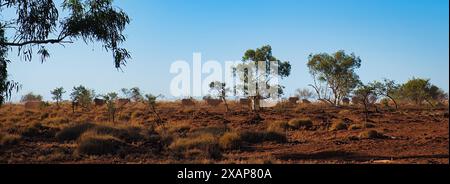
[144,93,163,124]
[51,87,65,107]
[103,92,118,122]
[399,77,448,105]
[70,85,95,109]
[0,24,20,105]
[307,50,361,105]
[234,45,291,98]
[20,92,43,102]
[0,0,130,105]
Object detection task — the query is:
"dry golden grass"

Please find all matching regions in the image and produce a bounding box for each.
[76,131,125,156]
[219,131,242,150]
[169,133,221,159]
[267,121,289,132]
[359,130,385,139]
[288,118,313,130]
[0,101,448,164]
[329,120,348,131]
[240,130,287,143]
[0,133,20,146]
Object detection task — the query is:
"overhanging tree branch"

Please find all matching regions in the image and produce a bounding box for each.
[0,36,72,46]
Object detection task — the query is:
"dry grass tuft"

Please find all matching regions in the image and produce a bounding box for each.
[329,120,348,131]
[169,133,221,159]
[76,131,125,155]
[219,131,242,150]
[267,121,289,132]
[288,118,313,130]
[358,130,386,139]
[55,123,96,142]
[0,133,21,146]
[240,130,287,143]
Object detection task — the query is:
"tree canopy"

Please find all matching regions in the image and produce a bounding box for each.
[399,78,448,105]
[234,45,291,99]
[307,50,361,105]
[0,0,130,105]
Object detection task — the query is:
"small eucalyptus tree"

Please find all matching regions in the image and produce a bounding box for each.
[51,87,65,109]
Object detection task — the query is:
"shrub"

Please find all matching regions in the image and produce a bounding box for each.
[92,124,145,142]
[348,124,363,130]
[240,130,287,143]
[55,123,96,142]
[76,132,125,155]
[20,123,41,137]
[117,112,131,121]
[21,122,57,138]
[0,133,20,146]
[329,120,348,131]
[169,133,221,159]
[189,125,229,137]
[131,111,145,119]
[267,121,289,132]
[359,130,385,139]
[159,121,191,136]
[363,122,376,128]
[43,117,70,125]
[219,132,242,150]
[288,118,313,130]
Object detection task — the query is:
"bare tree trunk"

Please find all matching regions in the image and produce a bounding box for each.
[309,84,322,100]
[222,97,229,112]
[363,97,369,122]
[386,95,398,110]
[151,105,163,124]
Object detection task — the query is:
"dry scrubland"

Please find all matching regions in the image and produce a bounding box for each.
[0,101,448,164]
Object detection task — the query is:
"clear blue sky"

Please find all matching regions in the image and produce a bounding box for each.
[5,0,449,101]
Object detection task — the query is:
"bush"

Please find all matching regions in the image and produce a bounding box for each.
[359,130,385,139]
[55,123,96,142]
[0,133,20,146]
[189,125,229,137]
[348,124,363,130]
[169,133,221,159]
[288,118,313,130]
[267,121,289,132]
[329,120,348,131]
[240,130,287,143]
[21,122,57,138]
[363,122,376,128]
[20,123,41,137]
[92,125,145,142]
[131,111,145,119]
[43,117,70,125]
[76,132,125,155]
[158,121,191,136]
[219,132,242,150]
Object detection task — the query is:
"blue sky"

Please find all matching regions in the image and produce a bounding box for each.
[5,0,449,101]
